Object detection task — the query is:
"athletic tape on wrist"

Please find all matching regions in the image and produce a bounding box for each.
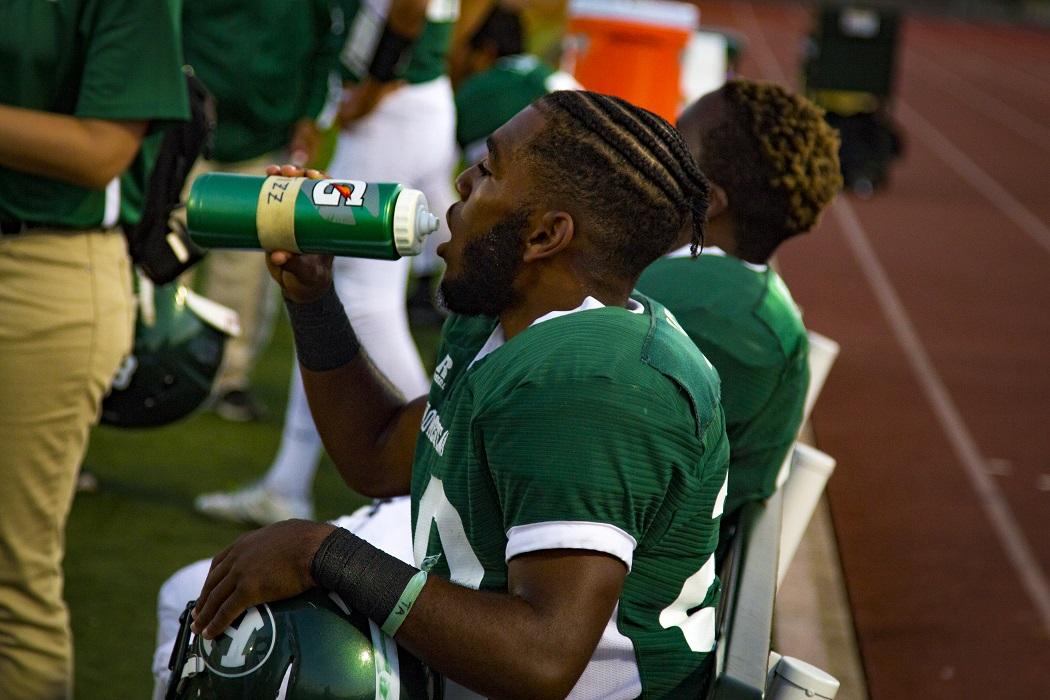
[311,528,422,634]
[368,24,415,82]
[284,285,361,372]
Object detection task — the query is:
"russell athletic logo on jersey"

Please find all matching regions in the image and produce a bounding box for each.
[420,402,449,456]
[199,605,276,677]
[432,354,453,389]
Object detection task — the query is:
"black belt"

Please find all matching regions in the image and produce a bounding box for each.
[1,220,69,235]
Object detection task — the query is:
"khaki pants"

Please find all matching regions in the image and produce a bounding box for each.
[0,229,133,699]
[183,154,280,392]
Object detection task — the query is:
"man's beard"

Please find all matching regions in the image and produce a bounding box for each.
[438,208,529,317]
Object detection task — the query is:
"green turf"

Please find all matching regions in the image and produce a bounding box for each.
[68,307,443,698]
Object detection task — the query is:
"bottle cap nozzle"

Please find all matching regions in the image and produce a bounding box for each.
[418,210,440,236]
[392,188,439,257]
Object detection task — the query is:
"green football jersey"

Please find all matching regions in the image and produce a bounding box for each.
[454,54,582,161]
[636,247,810,517]
[182,0,339,163]
[410,295,729,698]
[0,0,188,229]
[337,0,457,86]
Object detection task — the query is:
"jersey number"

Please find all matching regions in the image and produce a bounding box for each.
[413,476,484,588]
[658,555,718,652]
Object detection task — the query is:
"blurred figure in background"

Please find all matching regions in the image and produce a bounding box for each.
[180,0,342,422]
[195,0,458,525]
[636,80,842,544]
[452,4,580,165]
[801,5,904,196]
[0,2,188,697]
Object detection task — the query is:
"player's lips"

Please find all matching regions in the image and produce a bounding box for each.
[440,203,462,259]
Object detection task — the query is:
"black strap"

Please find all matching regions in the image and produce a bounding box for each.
[368,24,416,82]
[125,66,216,284]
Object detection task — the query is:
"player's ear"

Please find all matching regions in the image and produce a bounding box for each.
[706,182,729,221]
[523,210,574,262]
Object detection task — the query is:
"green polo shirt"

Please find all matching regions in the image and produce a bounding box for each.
[0,0,189,229]
[182,0,340,163]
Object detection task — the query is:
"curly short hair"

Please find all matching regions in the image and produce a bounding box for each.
[695,80,842,261]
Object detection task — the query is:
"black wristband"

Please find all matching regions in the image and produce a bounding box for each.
[284,285,361,372]
[368,24,415,82]
[311,527,420,626]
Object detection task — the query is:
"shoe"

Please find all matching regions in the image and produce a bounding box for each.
[76,470,99,493]
[212,388,267,423]
[195,484,313,525]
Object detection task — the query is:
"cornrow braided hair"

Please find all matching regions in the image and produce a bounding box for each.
[531,90,710,280]
[695,80,842,261]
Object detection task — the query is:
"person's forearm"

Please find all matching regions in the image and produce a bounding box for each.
[397,578,587,699]
[0,105,146,189]
[300,358,425,497]
[393,558,622,700]
[284,285,422,496]
[387,0,429,37]
[311,533,619,699]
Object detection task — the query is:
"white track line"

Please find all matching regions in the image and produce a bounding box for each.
[909,26,1050,108]
[831,200,1050,636]
[739,0,1050,635]
[897,102,1050,255]
[904,49,1050,154]
[733,2,790,83]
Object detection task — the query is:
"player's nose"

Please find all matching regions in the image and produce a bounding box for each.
[454,166,475,201]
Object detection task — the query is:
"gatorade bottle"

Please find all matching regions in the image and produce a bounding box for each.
[186,173,441,260]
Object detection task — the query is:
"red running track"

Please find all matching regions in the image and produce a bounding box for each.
[693,2,1050,697]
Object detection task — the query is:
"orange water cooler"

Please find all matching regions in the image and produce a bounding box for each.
[561,0,700,121]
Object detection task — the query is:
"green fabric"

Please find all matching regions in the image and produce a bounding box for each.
[336,0,453,86]
[637,253,809,516]
[0,0,188,228]
[454,55,561,151]
[411,296,729,696]
[182,0,339,162]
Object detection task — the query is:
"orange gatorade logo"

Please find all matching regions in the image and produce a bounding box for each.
[310,179,367,207]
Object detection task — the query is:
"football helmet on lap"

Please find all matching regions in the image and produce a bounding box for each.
[101,272,239,428]
[166,589,442,699]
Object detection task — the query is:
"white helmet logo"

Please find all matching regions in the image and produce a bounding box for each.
[200,604,276,677]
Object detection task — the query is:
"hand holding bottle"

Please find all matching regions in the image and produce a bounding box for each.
[186,166,439,260]
[263,164,334,304]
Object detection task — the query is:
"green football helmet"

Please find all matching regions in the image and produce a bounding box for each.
[166,589,442,700]
[101,273,239,428]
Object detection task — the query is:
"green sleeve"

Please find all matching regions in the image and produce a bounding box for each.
[477,377,700,541]
[76,0,188,123]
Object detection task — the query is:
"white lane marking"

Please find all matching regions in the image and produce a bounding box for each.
[832,199,1050,636]
[733,2,789,83]
[897,102,1050,256]
[904,49,1050,154]
[741,1,1050,635]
